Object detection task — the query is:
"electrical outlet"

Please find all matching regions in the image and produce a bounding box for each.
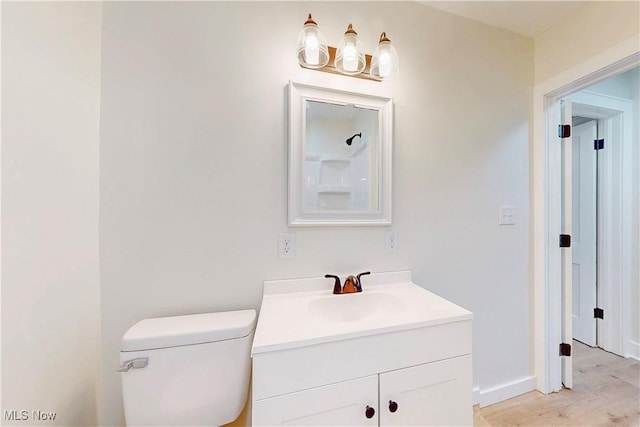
[385,231,399,253]
[279,233,296,258]
[499,206,515,225]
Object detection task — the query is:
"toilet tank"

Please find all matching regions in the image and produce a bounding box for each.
[120,310,256,426]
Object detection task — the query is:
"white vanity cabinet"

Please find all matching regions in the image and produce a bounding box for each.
[251,272,473,427]
[253,375,379,426]
[379,355,472,426]
[253,354,472,426]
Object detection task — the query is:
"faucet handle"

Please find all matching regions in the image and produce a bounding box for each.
[343,275,358,293]
[325,274,342,294]
[355,271,371,292]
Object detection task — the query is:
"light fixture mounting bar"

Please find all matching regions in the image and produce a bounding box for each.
[299,46,380,82]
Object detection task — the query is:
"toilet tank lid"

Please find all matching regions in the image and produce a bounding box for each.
[121,309,256,352]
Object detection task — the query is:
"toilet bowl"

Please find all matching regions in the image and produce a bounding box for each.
[119,309,256,426]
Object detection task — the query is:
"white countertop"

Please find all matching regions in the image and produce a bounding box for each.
[252,271,473,355]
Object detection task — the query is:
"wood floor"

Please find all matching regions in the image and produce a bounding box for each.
[474,341,640,426]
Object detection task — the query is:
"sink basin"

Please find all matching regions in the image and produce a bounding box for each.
[252,271,473,354]
[308,292,406,322]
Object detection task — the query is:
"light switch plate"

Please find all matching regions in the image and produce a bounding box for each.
[499,206,515,225]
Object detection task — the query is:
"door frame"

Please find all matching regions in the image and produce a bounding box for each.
[532,36,639,394]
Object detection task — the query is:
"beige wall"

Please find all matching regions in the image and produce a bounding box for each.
[2,2,536,425]
[99,2,532,424]
[534,1,640,84]
[1,3,102,426]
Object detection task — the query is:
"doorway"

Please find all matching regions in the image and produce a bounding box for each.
[533,49,639,394]
[559,70,636,388]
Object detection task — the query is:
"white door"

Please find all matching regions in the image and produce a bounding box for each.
[252,375,378,426]
[379,355,472,426]
[571,120,598,346]
[560,100,573,389]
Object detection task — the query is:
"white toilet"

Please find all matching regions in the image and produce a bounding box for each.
[119,309,256,426]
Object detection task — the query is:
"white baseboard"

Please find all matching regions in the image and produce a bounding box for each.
[627,340,640,361]
[473,386,480,405]
[477,376,536,408]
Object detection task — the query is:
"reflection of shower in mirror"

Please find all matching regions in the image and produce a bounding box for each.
[346,134,367,158]
[345,132,361,145]
[289,82,392,225]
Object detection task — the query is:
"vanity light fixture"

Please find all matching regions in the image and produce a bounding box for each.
[297,14,329,69]
[371,32,399,80]
[335,24,366,75]
[296,14,399,81]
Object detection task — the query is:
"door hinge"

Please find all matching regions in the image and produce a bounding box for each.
[559,234,571,248]
[559,343,572,357]
[594,139,605,150]
[558,124,571,138]
[594,307,604,319]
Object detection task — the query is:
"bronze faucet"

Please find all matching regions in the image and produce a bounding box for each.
[325,272,370,294]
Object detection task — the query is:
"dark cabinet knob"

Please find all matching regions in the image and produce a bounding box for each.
[365,406,375,419]
[389,400,398,413]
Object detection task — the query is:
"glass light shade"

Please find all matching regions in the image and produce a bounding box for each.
[335,24,366,75]
[371,33,399,80]
[297,14,329,69]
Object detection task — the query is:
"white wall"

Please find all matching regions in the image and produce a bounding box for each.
[99,2,532,423]
[1,3,102,426]
[587,67,639,99]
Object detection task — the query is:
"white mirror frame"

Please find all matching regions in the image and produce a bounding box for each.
[288,82,392,226]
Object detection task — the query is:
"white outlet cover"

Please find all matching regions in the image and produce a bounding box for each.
[279,232,296,258]
[385,231,399,253]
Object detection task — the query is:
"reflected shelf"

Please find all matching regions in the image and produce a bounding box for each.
[317,185,351,194]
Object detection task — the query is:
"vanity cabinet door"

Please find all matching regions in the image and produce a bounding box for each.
[379,355,472,426]
[252,374,378,426]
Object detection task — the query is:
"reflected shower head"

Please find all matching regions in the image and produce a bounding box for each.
[346,133,362,146]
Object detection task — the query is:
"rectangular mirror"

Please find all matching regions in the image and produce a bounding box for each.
[288,82,392,226]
